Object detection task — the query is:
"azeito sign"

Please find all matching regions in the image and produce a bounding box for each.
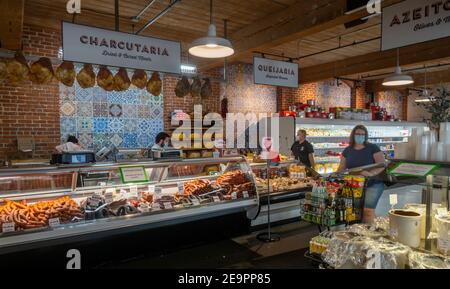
[382,0,450,50]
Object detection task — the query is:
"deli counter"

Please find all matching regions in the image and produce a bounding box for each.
[0,157,260,254]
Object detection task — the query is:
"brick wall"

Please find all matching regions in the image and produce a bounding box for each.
[277,83,318,111]
[0,25,61,161]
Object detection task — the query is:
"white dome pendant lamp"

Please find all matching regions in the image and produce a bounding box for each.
[189,0,234,58]
[383,48,414,86]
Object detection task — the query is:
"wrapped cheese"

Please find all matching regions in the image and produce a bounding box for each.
[55,61,76,87]
[190,76,202,98]
[131,69,147,89]
[76,64,96,88]
[97,66,115,91]
[175,76,190,98]
[29,57,54,84]
[6,51,30,85]
[201,78,212,99]
[146,72,162,96]
[114,68,131,91]
[0,60,6,82]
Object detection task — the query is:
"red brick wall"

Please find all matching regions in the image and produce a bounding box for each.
[278,83,318,111]
[0,25,61,161]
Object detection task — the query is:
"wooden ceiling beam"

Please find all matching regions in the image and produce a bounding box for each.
[300,36,450,84]
[366,68,450,93]
[0,0,25,50]
[199,0,403,70]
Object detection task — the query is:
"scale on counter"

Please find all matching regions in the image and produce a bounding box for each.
[51,151,96,165]
[150,148,182,160]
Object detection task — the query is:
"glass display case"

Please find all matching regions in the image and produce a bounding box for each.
[295,119,428,175]
[248,160,319,228]
[0,157,259,254]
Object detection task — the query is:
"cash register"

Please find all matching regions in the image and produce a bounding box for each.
[150,148,182,160]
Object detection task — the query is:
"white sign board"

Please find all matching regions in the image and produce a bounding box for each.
[382,0,450,50]
[62,22,181,74]
[254,57,299,88]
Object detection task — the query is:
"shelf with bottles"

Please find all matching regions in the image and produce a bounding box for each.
[300,176,365,227]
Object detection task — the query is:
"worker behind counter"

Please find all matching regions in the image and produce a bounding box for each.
[151,132,171,151]
[55,135,82,153]
[291,129,315,168]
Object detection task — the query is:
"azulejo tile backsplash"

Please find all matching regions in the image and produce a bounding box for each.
[59,65,164,151]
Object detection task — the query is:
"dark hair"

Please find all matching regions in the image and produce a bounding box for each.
[67,135,79,144]
[349,125,369,147]
[155,132,170,144]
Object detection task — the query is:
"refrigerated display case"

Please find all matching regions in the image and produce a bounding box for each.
[0,157,259,254]
[294,119,428,175]
[248,160,319,228]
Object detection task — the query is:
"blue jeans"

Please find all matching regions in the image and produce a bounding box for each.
[364,180,385,209]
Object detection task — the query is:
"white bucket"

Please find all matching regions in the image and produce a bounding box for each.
[389,210,422,248]
[435,215,450,256]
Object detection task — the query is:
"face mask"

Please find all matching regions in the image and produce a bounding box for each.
[355,135,366,145]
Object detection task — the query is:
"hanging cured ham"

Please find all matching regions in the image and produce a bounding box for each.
[76,64,96,89]
[114,68,131,91]
[175,76,190,98]
[201,78,212,99]
[131,69,147,89]
[55,61,76,87]
[0,60,6,83]
[190,76,202,98]
[29,57,54,85]
[6,51,30,85]
[147,72,162,96]
[97,66,115,91]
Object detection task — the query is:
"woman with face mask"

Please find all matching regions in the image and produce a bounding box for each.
[338,125,386,224]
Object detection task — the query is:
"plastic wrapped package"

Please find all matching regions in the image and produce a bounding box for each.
[323,233,411,269]
[409,251,450,269]
[348,223,388,238]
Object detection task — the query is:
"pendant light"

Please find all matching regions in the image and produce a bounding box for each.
[415,65,434,103]
[189,0,234,58]
[382,48,414,86]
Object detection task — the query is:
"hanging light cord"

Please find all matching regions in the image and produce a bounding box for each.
[210,0,213,25]
[396,48,400,68]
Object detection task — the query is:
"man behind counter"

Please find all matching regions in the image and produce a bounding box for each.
[152,132,171,151]
[291,129,315,168]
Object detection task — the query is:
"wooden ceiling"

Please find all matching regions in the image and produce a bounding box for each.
[10,0,450,85]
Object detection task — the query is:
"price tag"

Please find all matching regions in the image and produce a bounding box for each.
[152,203,161,211]
[438,239,450,252]
[155,187,162,195]
[128,186,139,198]
[164,202,173,210]
[99,182,107,187]
[366,249,381,269]
[243,191,249,199]
[2,222,15,233]
[104,191,114,204]
[93,190,103,197]
[213,196,220,203]
[231,192,237,200]
[148,185,155,192]
[49,218,60,228]
[192,199,200,206]
[105,188,115,194]
[139,204,150,213]
[178,182,185,194]
[390,228,399,238]
[389,194,398,207]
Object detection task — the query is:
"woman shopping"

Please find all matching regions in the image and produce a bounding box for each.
[337,125,386,224]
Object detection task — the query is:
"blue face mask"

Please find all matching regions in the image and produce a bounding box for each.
[355,135,366,145]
